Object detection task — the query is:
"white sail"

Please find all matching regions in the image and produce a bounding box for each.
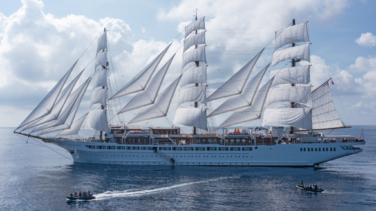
[274,21,310,51]
[178,86,206,106]
[17,61,78,129]
[270,65,310,87]
[265,84,312,107]
[36,78,91,134]
[185,17,205,39]
[208,64,269,117]
[81,109,110,132]
[173,107,207,131]
[312,81,345,130]
[207,49,264,101]
[57,113,88,136]
[23,69,84,130]
[97,31,107,54]
[262,108,312,131]
[180,65,207,87]
[184,31,206,52]
[129,75,182,124]
[110,43,171,99]
[90,87,107,107]
[272,44,310,67]
[40,94,88,135]
[95,50,108,68]
[92,69,107,89]
[217,77,274,128]
[118,55,175,114]
[182,46,206,69]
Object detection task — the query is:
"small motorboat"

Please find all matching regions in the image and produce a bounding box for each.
[296,184,324,193]
[67,195,95,200]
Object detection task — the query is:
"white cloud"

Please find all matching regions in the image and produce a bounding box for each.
[349,56,376,72]
[355,32,376,47]
[352,101,362,108]
[0,0,172,126]
[349,56,376,96]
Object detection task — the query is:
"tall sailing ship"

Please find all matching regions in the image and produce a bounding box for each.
[15,16,365,166]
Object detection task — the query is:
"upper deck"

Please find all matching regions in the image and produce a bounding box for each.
[73,126,365,146]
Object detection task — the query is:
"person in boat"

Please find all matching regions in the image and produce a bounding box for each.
[74,192,77,197]
[301,181,304,186]
[79,191,82,197]
[88,191,91,196]
[70,193,73,197]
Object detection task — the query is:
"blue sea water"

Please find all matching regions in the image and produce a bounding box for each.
[0,126,375,211]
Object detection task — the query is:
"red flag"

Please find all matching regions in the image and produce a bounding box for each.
[331,80,334,85]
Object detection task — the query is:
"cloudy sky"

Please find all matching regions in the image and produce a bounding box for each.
[0,0,375,128]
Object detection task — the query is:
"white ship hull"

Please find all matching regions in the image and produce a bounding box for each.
[48,138,364,167]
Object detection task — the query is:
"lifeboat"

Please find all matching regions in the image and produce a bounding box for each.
[127,129,149,137]
[225,128,250,138]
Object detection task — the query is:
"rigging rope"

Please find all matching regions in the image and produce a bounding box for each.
[15,134,73,161]
[78,31,102,60]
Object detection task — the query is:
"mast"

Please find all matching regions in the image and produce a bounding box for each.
[80,27,111,141]
[173,12,208,132]
[100,28,107,141]
[194,9,199,135]
[290,19,296,134]
[263,19,313,131]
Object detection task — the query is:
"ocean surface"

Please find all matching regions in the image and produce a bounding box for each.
[0,126,375,211]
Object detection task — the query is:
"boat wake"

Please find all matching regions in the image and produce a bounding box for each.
[94,176,240,200]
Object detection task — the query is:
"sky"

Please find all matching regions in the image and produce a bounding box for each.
[0,0,375,129]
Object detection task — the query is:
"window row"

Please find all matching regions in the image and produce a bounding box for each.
[300,147,336,152]
[85,145,254,151]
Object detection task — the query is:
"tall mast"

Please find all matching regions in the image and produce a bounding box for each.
[173,11,208,132]
[193,8,199,135]
[263,19,313,131]
[290,19,295,134]
[100,27,106,141]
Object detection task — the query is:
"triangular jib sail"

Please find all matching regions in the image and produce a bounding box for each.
[208,63,270,117]
[118,54,176,114]
[129,75,182,124]
[17,61,78,129]
[207,49,264,102]
[110,43,172,99]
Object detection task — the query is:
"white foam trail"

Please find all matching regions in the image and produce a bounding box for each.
[323,191,376,197]
[94,176,240,200]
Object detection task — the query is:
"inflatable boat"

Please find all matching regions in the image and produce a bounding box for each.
[67,195,95,200]
[296,185,324,193]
